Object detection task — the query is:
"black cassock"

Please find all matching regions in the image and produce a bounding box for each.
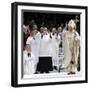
[37,57,53,73]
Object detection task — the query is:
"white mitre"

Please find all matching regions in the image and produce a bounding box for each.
[68,19,76,29]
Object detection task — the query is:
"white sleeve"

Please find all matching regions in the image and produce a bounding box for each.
[31,54,35,61]
[57,35,61,41]
[75,31,80,41]
[56,35,61,45]
[35,32,41,40]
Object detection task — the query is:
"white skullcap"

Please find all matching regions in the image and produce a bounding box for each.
[68,19,76,29]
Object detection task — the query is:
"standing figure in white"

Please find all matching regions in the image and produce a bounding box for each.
[51,27,61,71]
[38,27,53,73]
[23,45,35,75]
[26,24,39,73]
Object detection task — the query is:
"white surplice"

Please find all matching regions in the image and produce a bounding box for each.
[51,33,61,66]
[26,35,40,71]
[23,50,35,75]
[26,36,37,57]
[39,33,52,57]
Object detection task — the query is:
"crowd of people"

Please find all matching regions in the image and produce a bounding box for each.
[23,18,80,75]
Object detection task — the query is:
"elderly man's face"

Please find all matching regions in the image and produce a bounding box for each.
[68,26,73,31]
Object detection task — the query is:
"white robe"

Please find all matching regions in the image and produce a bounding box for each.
[39,33,52,57]
[26,36,39,66]
[34,31,41,58]
[51,33,61,66]
[23,50,35,75]
[58,31,65,53]
[63,30,80,71]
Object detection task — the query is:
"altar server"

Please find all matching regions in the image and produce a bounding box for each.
[23,45,35,75]
[51,27,61,70]
[37,27,53,73]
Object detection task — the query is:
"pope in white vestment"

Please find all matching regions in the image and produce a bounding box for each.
[63,20,80,74]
